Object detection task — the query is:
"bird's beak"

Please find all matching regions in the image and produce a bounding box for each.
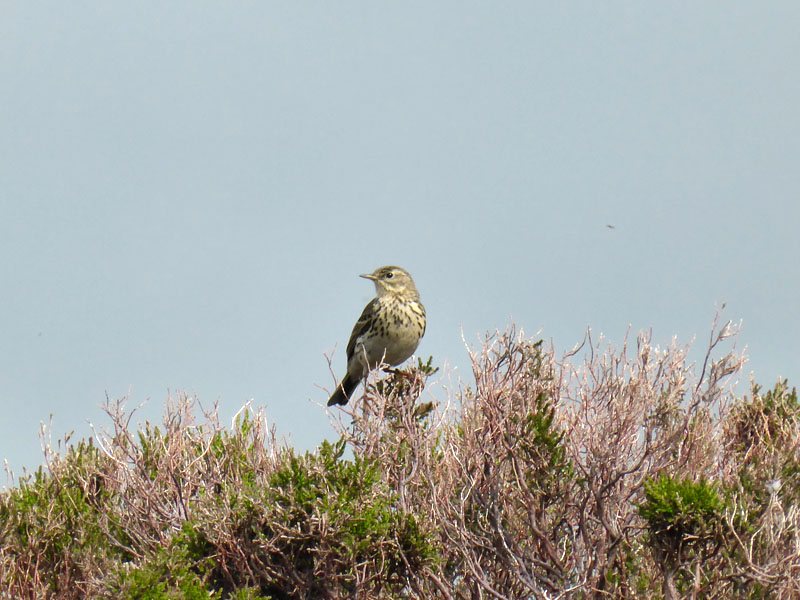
[360,273,378,281]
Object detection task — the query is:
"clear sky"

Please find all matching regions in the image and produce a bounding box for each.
[2,3,799,480]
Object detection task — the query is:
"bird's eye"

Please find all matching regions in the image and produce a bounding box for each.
[385,272,394,279]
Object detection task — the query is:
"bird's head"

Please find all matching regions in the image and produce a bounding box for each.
[361,266,419,300]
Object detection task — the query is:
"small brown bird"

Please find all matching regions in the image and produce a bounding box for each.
[327,266,426,406]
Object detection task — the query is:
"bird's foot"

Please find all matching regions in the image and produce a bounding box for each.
[382,367,421,386]
[382,367,413,378]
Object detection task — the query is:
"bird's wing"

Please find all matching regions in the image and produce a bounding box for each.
[346,298,378,360]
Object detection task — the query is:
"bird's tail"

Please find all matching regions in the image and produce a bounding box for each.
[327,373,360,406]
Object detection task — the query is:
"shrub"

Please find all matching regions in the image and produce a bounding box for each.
[720,380,800,599]
[0,439,131,600]
[4,316,800,599]
[638,474,726,599]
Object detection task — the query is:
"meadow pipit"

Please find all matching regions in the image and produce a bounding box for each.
[327,266,426,406]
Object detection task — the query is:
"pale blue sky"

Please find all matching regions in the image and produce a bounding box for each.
[2,3,799,479]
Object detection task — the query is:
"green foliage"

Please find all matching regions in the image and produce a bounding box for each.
[416,355,439,376]
[0,439,131,598]
[611,540,659,596]
[108,538,218,600]
[242,439,438,596]
[638,473,726,568]
[137,425,165,481]
[503,339,573,500]
[106,522,280,600]
[517,390,573,497]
